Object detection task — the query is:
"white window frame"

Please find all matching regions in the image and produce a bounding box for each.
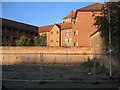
[56,39,59,42]
[75,29,78,35]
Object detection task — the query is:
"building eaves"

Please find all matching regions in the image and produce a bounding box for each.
[90,30,100,37]
[75,3,104,18]
[1,18,38,33]
[39,23,72,33]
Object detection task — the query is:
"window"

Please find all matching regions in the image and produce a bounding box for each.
[56,31,59,34]
[33,33,35,36]
[3,37,6,42]
[92,12,97,17]
[76,42,78,46]
[69,38,72,44]
[51,32,53,34]
[74,42,78,46]
[25,31,28,35]
[74,31,76,36]
[62,20,65,23]
[35,33,37,36]
[74,29,78,36]
[65,39,68,44]
[76,17,78,22]
[65,30,71,36]
[64,38,72,44]
[76,29,78,35]
[56,39,59,42]
[51,40,53,42]
[74,43,76,46]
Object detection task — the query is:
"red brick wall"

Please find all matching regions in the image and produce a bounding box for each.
[61,29,73,46]
[47,32,50,46]
[1,46,92,65]
[74,12,98,46]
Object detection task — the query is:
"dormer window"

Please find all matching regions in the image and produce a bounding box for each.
[62,20,65,23]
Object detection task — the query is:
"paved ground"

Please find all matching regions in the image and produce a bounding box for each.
[2,79,119,90]
[2,64,108,80]
[2,64,120,90]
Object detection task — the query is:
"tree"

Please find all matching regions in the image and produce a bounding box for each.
[33,36,47,46]
[8,36,13,46]
[26,38,32,46]
[16,36,27,46]
[2,37,7,46]
[41,36,47,46]
[33,36,41,46]
[94,2,120,61]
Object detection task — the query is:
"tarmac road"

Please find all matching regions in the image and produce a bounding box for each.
[2,79,119,90]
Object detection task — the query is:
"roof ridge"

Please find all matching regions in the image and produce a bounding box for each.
[76,3,103,12]
[62,10,75,19]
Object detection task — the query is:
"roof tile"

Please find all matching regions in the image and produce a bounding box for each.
[39,23,72,33]
[63,10,75,19]
[76,3,103,12]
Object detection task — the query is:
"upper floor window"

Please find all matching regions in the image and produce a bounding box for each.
[51,40,53,42]
[51,32,53,34]
[56,31,59,34]
[62,20,65,23]
[74,31,76,36]
[56,39,59,42]
[64,30,71,36]
[35,33,38,36]
[75,17,78,22]
[76,29,78,35]
[74,29,78,36]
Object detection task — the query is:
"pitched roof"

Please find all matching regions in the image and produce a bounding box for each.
[63,10,75,19]
[39,23,72,33]
[1,18,38,33]
[90,30,100,37]
[76,3,103,12]
[58,23,72,30]
[39,25,53,33]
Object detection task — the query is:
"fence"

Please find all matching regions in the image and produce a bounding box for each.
[2,52,119,83]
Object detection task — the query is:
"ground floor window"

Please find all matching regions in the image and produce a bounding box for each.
[74,42,78,46]
[65,38,72,44]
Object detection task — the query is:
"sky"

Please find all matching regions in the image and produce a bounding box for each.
[2,2,99,27]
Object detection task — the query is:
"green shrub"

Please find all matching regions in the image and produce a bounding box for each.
[33,36,46,46]
[16,36,27,46]
[82,57,103,73]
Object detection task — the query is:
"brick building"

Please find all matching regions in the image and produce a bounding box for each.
[39,23,72,46]
[39,3,103,47]
[1,18,38,46]
[72,3,103,46]
[1,3,103,47]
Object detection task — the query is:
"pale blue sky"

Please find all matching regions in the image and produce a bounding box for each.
[2,2,99,27]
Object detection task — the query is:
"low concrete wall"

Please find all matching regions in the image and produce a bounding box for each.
[1,46,93,65]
